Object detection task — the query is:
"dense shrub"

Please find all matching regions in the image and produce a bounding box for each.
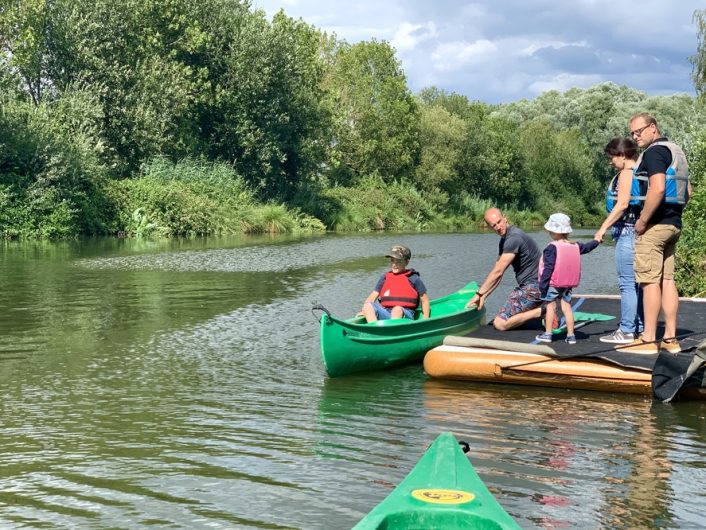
[676,129,706,296]
[0,91,113,238]
[320,176,439,232]
[107,157,325,236]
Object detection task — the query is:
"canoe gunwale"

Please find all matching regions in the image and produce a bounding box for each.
[320,281,484,377]
[351,432,521,530]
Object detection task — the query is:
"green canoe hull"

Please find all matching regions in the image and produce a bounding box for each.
[352,432,521,530]
[320,282,485,377]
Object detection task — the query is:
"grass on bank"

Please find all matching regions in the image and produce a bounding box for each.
[107,157,326,236]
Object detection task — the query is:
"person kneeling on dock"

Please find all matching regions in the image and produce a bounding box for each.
[535,213,599,345]
[465,208,543,331]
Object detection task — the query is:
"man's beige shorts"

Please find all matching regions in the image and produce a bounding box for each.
[634,224,681,284]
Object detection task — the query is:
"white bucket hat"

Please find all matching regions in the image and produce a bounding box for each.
[544,213,573,234]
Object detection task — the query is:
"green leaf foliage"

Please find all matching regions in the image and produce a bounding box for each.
[414,103,467,208]
[0,90,113,238]
[323,39,421,186]
[106,157,324,236]
[210,10,329,201]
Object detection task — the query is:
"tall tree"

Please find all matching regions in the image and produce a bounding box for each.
[323,39,420,186]
[455,113,526,207]
[47,0,255,174]
[414,103,466,207]
[211,10,329,201]
[0,0,52,104]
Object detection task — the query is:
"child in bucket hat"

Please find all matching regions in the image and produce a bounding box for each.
[544,212,573,234]
[359,245,430,322]
[535,214,600,344]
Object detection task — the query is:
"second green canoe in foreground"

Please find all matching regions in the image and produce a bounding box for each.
[352,432,521,529]
[318,281,485,377]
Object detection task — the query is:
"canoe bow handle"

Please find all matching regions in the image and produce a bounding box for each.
[311,304,332,322]
[458,440,470,454]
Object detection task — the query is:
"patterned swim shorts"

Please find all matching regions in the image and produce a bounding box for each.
[496,282,543,321]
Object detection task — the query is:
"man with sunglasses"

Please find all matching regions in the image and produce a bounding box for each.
[617,113,691,355]
[465,208,542,331]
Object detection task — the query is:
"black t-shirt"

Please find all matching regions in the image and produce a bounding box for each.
[636,138,683,227]
[499,225,540,287]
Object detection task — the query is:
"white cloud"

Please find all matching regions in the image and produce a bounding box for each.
[431,39,498,71]
[519,39,588,57]
[528,73,604,96]
[391,21,438,52]
[250,0,703,103]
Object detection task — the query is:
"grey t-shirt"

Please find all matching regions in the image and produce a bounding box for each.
[499,225,540,287]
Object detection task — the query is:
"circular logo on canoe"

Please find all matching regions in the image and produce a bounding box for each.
[411,488,475,504]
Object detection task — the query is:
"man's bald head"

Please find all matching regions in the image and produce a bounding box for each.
[484,208,502,225]
[484,208,508,236]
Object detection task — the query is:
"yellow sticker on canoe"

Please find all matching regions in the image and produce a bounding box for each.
[411,488,475,504]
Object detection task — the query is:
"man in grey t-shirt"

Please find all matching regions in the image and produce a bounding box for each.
[466,208,543,330]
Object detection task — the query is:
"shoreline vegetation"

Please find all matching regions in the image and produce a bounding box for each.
[1,2,705,295]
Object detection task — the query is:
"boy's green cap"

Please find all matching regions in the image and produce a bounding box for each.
[386,245,411,260]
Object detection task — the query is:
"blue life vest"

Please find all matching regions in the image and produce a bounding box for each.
[605,172,647,214]
[633,140,690,205]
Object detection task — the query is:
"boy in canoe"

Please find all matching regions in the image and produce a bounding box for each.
[360,245,431,322]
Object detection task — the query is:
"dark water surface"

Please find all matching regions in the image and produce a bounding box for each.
[0,232,704,529]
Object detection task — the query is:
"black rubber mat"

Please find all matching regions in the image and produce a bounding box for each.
[464,295,706,372]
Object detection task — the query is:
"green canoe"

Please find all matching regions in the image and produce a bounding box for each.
[353,432,521,530]
[317,281,484,377]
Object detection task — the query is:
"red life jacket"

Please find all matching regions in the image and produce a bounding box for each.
[379,270,419,308]
[538,241,581,288]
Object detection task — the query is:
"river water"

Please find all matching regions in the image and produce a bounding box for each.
[0,231,704,529]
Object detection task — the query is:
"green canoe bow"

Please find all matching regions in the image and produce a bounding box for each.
[353,432,521,530]
[319,281,485,377]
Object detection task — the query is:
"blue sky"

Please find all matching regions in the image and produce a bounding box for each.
[252,0,704,104]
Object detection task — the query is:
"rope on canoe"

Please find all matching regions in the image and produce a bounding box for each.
[458,441,470,454]
[311,303,331,323]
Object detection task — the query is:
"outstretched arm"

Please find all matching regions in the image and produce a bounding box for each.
[578,240,600,254]
[466,253,515,309]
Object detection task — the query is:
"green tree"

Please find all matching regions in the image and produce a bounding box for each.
[0,0,53,104]
[417,87,489,121]
[518,121,596,218]
[43,0,252,174]
[211,10,329,201]
[414,103,467,208]
[0,89,112,237]
[677,8,706,296]
[323,39,420,186]
[692,8,706,100]
[455,114,526,207]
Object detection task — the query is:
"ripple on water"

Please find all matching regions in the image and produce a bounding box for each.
[3,234,706,529]
[75,237,391,273]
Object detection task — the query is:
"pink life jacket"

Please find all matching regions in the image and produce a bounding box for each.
[538,241,581,288]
